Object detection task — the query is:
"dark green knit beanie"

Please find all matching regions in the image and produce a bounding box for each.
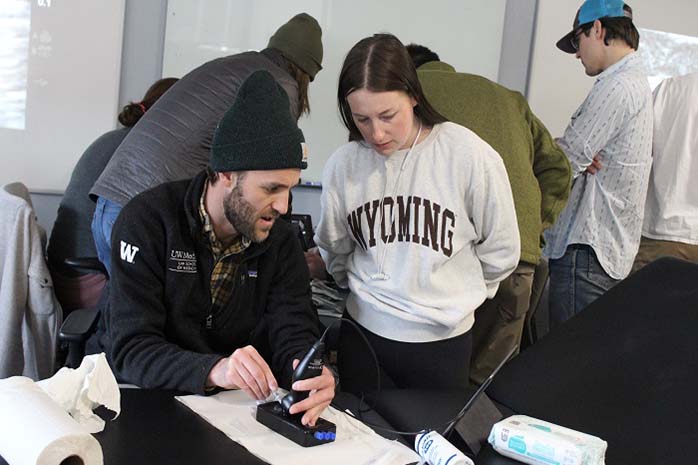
[210,70,307,172]
[267,13,323,81]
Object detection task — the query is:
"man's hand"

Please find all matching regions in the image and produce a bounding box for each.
[206,345,278,400]
[586,153,603,174]
[287,359,335,426]
[304,247,328,280]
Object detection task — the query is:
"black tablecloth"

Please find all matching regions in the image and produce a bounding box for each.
[478,257,698,465]
[0,389,266,465]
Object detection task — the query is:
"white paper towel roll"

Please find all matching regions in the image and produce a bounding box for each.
[0,377,103,465]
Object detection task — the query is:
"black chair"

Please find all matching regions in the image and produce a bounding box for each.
[478,257,698,465]
[58,257,107,368]
[367,387,476,437]
[290,213,315,251]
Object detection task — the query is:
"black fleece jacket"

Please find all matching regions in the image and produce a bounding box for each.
[93,171,319,394]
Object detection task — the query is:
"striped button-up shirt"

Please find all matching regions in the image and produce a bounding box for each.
[544,52,653,279]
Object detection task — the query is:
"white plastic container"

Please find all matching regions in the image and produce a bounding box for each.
[414,430,474,465]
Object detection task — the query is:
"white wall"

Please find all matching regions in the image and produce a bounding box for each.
[117,0,168,110]
[30,0,168,234]
[32,0,539,232]
[163,0,508,185]
[0,0,125,193]
[498,0,538,95]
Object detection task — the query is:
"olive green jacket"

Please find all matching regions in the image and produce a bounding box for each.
[418,61,572,264]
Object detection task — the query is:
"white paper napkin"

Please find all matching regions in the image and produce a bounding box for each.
[177,390,420,465]
[0,353,121,465]
[37,353,121,433]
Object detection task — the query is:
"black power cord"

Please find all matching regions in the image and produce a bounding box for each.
[325,317,516,438]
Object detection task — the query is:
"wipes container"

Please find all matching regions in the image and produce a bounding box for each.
[488,415,606,465]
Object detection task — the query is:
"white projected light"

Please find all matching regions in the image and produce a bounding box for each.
[640,28,698,90]
[0,0,30,130]
[0,0,124,192]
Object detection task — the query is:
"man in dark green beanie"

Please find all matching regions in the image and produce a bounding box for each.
[88,71,334,427]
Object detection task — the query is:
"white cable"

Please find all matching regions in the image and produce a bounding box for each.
[371,122,422,281]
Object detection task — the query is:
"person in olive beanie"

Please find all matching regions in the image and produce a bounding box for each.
[91,70,335,427]
[90,13,323,275]
[268,12,323,82]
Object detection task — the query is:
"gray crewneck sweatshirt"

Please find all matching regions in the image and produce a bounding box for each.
[315,122,520,342]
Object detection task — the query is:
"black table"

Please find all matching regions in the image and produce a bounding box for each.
[0,389,267,465]
[1,389,409,465]
[95,389,268,465]
[476,257,698,465]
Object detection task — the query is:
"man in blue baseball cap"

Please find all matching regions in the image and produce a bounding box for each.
[543,1,654,326]
[556,0,634,56]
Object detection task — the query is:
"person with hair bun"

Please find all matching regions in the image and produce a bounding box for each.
[314,34,520,398]
[117,77,178,127]
[47,77,177,313]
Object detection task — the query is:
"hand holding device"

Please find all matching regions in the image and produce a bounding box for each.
[255,331,337,447]
[286,361,335,426]
[280,338,326,412]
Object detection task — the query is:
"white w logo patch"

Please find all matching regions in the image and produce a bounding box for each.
[120,241,140,264]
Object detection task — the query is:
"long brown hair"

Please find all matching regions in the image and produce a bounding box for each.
[118,77,178,127]
[338,33,446,142]
[287,61,311,116]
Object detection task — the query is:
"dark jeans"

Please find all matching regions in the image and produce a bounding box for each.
[548,244,619,328]
[337,311,472,396]
[91,197,122,276]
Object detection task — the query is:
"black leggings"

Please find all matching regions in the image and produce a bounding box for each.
[337,311,472,396]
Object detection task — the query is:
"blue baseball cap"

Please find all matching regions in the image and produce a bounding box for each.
[556,0,633,53]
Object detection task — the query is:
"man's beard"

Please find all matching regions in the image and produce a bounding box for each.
[223,184,277,243]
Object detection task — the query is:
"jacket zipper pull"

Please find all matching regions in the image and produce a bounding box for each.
[205,314,213,329]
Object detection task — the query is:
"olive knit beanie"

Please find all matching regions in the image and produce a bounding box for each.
[210,70,307,172]
[267,13,323,81]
